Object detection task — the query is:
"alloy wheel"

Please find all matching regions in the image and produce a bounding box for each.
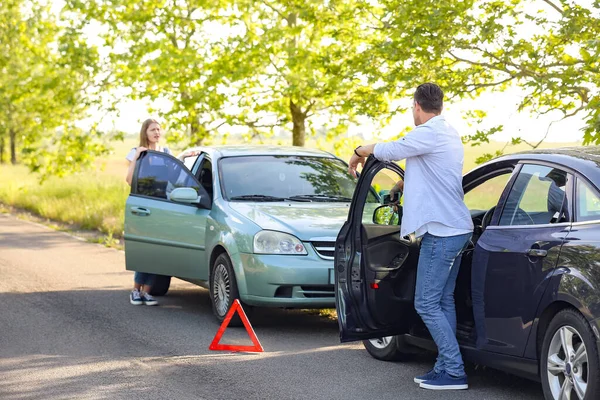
[369,336,393,349]
[212,263,231,317]
[547,325,589,400]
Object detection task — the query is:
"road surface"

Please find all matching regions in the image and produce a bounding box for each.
[0,213,544,399]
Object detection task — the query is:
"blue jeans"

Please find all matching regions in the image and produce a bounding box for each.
[414,232,472,377]
[134,271,155,287]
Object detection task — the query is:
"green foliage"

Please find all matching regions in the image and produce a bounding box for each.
[3,0,600,176]
[0,0,107,178]
[0,164,129,234]
[370,0,599,159]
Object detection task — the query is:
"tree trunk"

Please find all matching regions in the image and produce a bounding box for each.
[0,137,4,164]
[9,128,16,165]
[290,100,306,147]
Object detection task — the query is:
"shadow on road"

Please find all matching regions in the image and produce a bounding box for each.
[0,287,543,400]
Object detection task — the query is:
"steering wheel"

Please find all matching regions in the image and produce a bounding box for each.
[482,206,496,230]
[514,207,535,225]
[482,205,535,228]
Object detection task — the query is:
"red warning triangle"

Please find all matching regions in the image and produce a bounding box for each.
[209,299,264,352]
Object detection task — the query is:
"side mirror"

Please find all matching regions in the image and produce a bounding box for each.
[170,187,201,205]
[373,204,400,226]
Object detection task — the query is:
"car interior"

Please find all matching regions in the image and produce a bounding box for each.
[357,165,520,342]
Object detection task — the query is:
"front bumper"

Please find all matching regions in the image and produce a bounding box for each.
[237,249,335,308]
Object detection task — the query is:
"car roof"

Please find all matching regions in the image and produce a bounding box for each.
[484,145,600,183]
[185,145,337,159]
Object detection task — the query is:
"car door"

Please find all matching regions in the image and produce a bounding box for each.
[335,157,422,342]
[125,150,211,280]
[472,162,573,357]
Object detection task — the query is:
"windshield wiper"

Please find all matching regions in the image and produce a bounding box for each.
[230,194,312,202]
[230,195,287,202]
[287,194,352,202]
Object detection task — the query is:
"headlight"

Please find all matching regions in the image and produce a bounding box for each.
[253,231,307,255]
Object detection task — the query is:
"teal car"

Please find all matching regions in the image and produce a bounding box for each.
[125,146,381,322]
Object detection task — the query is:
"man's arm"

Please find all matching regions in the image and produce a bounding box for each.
[348,125,436,177]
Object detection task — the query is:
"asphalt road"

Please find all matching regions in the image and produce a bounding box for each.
[0,213,544,400]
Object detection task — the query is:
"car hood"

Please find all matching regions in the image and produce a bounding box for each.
[228,202,352,241]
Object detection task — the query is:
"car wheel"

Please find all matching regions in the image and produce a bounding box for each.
[363,335,420,361]
[541,309,600,400]
[210,253,244,327]
[149,275,171,296]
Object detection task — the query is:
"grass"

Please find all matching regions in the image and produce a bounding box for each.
[0,135,582,239]
[0,164,129,236]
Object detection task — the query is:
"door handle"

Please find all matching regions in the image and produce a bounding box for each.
[527,248,548,257]
[130,207,151,216]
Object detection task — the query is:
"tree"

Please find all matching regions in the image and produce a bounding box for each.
[0,0,109,177]
[219,0,392,146]
[366,0,599,161]
[65,0,234,147]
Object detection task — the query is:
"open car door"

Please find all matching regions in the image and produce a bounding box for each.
[335,156,421,342]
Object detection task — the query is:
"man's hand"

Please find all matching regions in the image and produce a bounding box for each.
[178,149,201,161]
[348,154,366,178]
[390,180,404,201]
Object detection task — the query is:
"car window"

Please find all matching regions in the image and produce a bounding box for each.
[576,179,600,222]
[198,158,213,199]
[183,154,198,170]
[220,155,358,201]
[499,164,568,226]
[136,152,202,201]
[361,167,402,225]
[464,173,512,212]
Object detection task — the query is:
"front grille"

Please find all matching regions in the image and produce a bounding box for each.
[299,285,335,298]
[312,241,335,259]
[274,285,335,299]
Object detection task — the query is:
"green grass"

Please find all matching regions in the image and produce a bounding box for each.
[0,136,582,237]
[0,164,129,236]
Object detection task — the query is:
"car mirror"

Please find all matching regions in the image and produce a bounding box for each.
[373,204,400,226]
[170,187,201,205]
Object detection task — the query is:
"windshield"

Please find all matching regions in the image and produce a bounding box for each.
[220,155,361,202]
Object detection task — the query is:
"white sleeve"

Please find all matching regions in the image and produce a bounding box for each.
[373,125,437,162]
[125,148,136,162]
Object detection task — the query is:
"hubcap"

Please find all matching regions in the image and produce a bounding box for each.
[369,336,393,349]
[212,263,230,317]
[547,325,588,400]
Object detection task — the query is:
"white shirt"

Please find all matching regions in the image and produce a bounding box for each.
[373,115,473,238]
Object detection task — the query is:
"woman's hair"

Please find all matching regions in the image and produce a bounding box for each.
[139,118,160,147]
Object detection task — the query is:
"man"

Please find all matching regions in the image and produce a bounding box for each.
[348,83,474,391]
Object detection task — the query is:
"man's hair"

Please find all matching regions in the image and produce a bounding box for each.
[414,83,444,114]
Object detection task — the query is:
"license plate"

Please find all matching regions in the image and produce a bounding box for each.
[329,268,335,285]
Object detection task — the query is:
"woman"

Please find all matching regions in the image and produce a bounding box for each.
[125,118,171,306]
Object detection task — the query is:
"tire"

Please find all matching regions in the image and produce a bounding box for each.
[210,253,245,327]
[540,308,600,400]
[362,335,421,361]
[149,275,171,296]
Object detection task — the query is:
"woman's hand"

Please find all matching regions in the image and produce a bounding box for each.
[133,146,148,161]
[348,154,366,178]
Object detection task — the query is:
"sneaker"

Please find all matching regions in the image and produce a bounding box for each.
[141,292,158,306]
[419,371,468,390]
[414,369,440,384]
[130,289,142,305]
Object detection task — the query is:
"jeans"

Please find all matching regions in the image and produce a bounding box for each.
[414,232,472,377]
[134,271,156,287]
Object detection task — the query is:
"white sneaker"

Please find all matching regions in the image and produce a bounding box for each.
[141,292,158,306]
[130,289,143,305]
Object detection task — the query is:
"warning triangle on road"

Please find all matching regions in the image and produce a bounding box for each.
[209,299,264,353]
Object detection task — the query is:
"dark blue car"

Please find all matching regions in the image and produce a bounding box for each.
[335,147,600,400]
